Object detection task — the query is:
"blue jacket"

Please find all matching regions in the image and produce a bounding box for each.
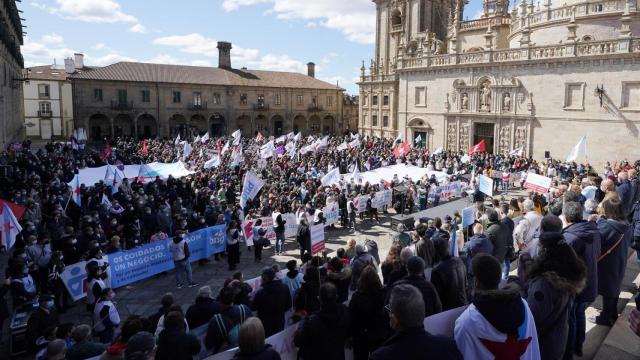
[597,218,631,298]
[463,234,493,258]
[562,221,601,303]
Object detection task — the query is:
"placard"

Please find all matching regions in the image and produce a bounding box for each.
[478,175,494,197]
[523,172,552,193]
[310,224,325,255]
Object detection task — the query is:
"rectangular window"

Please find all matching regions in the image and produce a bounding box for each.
[94,88,103,102]
[383,115,389,127]
[383,95,389,106]
[117,89,127,104]
[173,91,181,103]
[297,95,304,105]
[415,87,426,106]
[275,94,281,105]
[141,90,150,103]
[257,94,265,105]
[194,92,202,106]
[372,95,378,106]
[372,115,378,126]
[563,82,585,110]
[213,93,221,104]
[39,102,51,113]
[240,93,248,105]
[327,96,333,107]
[38,84,50,98]
[363,96,367,106]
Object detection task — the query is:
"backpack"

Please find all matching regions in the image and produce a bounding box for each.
[212,305,248,348]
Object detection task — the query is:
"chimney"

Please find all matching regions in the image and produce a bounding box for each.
[64,58,75,74]
[307,62,316,78]
[74,53,84,69]
[217,41,232,69]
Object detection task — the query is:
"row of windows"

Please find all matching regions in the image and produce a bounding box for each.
[369,115,389,127]
[363,95,390,106]
[93,88,334,107]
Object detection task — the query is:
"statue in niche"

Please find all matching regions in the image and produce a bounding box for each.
[503,92,512,111]
[480,80,492,111]
[461,93,469,110]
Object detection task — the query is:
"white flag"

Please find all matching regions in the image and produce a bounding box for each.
[194,135,201,143]
[349,139,361,148]
[433,147,444,155]
[229,146,243,167]
[566,136,587,162]
[321,167,341,187]
[300,145,315,154]
[204,155,221,169]
[232,130,241,146]
[415,134,422,144]
[287,132,295,140]
[509,147,523,157]
[352,165,363,183]
[221,141,230,156]
[101,194,112,209]
[350,133,360,140]
[393,132,404,147]
[287,143,297,158]
[183,142,193,158]
[111,169,123,194]
[275,135,286,144]
[2,204,22,250]
[294,132,302,142]
[337,142,348,151]
[174,134,181,146]
[200,132,210,143]
[240,171,265,208]
[260,141,275,159]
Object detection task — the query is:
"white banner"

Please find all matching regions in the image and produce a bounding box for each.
[371,190,392,209]
[239,171,265,209]
[322,203,340,226]
[70,162,195,188]
[353,195,368,213]
[523,173,552,194]
[478,175,494,197]
[321,168,340,187]
[283,213,298,238]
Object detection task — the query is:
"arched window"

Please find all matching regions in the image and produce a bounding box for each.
[391,9,402,26]
[581,35,594,42]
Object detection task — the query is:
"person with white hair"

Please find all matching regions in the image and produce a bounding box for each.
[513,199,543,257]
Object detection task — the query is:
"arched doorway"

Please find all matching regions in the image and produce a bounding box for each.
[408,118,432,149]
[169,114,188,139]
[271,115,285,136]
[309,115,321,134]
[254,115,269,136]
[89,114,110,141]
[113,114,134,138]
[236,115,251,135]
[136,114,157,139]
[293,115,307,135]
[190,114,207,136]
[323,115,335,135]
[210,113,225,136]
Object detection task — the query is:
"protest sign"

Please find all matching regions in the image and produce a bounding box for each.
[310,224,325,255]
[372,189,392,209]
[353,195,368,213]
[59,261,89,301]
[524,173,552,193]
[478,175,494,197]
[242,217,276,246]
[461,206,475,228]
[282,213,298,238]
[323,203,339,226]
[424,305,469,338]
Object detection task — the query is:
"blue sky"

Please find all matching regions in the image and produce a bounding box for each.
[21,0,484,94]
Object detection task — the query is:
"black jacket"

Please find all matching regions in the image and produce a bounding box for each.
[155,327,201,360]
[388,275,442,317]
[233,345,281,360]
[431,256,468,311]
[369,327,462,360]
[185,297,222,329]
[26,307,59,352]
[348,289,390,360]
[296,224,311,253]
[415,236,436,268]
[597,218,631,298]
[294,304,351,360]
[252,280,291,337]
[562,221,601,303]
[485,220,510,262]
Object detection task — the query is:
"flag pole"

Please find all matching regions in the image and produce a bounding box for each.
[63,189,73,213]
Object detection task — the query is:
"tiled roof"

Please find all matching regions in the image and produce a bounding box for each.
[70,62,344,91]
[25,65,97,81]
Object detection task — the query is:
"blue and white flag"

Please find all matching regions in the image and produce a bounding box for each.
[232,130,241,146]
[450,221,459,257]
[101,194,112,209]
[240,171,265,208]
[2,203,22,250]
[321,167,340,187]
[72,175,82,207]
[204,155,221,169]
[200,132,210,143]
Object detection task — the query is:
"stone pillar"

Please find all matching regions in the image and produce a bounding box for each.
[567,13,577,41]
[109,118,114,140]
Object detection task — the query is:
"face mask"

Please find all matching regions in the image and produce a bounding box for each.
[108,292,116,300]
[46,300,55,309]
[71,239,77,245]
[22,267,29,275]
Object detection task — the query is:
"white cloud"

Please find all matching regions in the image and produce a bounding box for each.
[222,0,375,44]
[41,33,64,45]
[33,0,138,23]
[129,23,147,34]
[191,59,214,67]
[85,53,137,66]
[252,54,305,73]
[152,33,260,63]
[145,54,180,65]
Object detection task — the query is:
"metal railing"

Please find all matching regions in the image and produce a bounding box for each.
[110,101,134,110]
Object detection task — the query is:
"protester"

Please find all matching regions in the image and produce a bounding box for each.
[206,286,252,353]
[326,257,352,303]
[234,317,281,360]
[226,221,241,271]
[66,325,106,360]
[348,266,389,360]
[125,331,156,360]
[595,197,631,326]
[455,254,540,359]
[514,199,543,257]
[499,203,515,279]
[525,215,586,360]
[431,237,468,311]
[26,294,59,353]
[94,288,121,343]
[169,232,197,289]
[185,286,222,329]
[484,208,509,266]
[148,293,174,335]
[296,218,311,258]
[393,224,411,248]
[251,267,292,337]
[370,284,462,360]
[380,243,402,285]
[387,256,442,317]
[462,223,493,258]
[294,283,351,360]
[414,223,436,268]
[156,311,201,360]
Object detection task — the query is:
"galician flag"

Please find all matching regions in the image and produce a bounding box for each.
[72,175,82,207]
[1,203,22,250]
[174,134,181,146]
[101,194,112,209]
[566,136,587,162]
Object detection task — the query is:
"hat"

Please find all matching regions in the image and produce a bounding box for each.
[355,244,367,255]
[197,286,212,298]
[125,332,156,360]
[406,256,425,275]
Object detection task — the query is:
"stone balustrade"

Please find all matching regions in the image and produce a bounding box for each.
[459,16,511,32]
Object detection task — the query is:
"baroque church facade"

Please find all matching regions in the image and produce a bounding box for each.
[359,0,640,167]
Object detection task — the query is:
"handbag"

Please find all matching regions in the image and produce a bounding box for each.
[597,232,625,263]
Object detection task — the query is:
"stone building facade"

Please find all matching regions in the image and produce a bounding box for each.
[71,42,345,140]
[343,94,360,131]
[359,0,640,167]
[0,0,24,147]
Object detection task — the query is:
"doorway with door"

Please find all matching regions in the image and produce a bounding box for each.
[473,122,495,153]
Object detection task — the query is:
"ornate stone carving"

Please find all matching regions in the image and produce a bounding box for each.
[502,92,512,111]
[515,127,527,151]
[459,123,470,149]
[447,122,458,151]
[499,126,511,154]
[461,93,469,110]
[480,80,492,112]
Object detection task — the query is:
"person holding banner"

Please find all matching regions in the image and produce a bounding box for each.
[169,233,197,289]
[226,221,241,271]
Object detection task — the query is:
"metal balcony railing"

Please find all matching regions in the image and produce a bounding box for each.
[110,101,134,110]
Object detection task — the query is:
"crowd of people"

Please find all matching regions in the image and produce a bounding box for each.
[0,132,639,360]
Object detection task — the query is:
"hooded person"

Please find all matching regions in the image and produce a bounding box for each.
[525,215,586,360]
[454,254,541,360]
[350,244,377,291]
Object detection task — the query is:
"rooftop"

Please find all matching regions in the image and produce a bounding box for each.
[25,65,96,81]
[70,61,344,91]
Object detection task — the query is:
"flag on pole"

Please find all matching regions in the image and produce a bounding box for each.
[239,171,265,208]
[174,134,181,146]
[221,141,230,156]
[72,175,82,207]
[414,134,422,145]
[509,147,524,157]
[393,132,404,147]
[450,221,459,257]
[101,194,112,209]
[433,147,444,155]
[183,142,193,158]
[350,133,360,140]
[101,143,112,162]
[352,165,362,183]
[393,141,411,158]
[255,132,264,142]
[294,132,302,142]
[204,155,221,169]
[275,135,286,144]
[349,139,361,148]
[1,203,22,250]
[194,135,201,143]
[111,169,123,194]
[321,167,341,187]
[337,142,349,151]
[200,132,210,143]
[229,146,243,167]
[469,139,486,154]
[232,130,241,146]
[142,139,148,155]
[260,141,275,159]
[565,136,587,162]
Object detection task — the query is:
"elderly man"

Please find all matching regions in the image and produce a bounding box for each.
[513,199,543,257]
[370,284,461,360]
[394,223,412,248]
[617,171,636,218]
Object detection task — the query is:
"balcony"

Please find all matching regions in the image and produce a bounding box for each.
[191,102,208,110]
[308,104,324,112]
[38,110,52,118]
[111,101,134,111]
[252,103,270,111]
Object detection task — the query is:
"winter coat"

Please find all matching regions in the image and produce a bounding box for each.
[233,345,281,360]
[350,253,376,290]
[415,236,436,268]
[617,180,635,217]
[156,327,201,360]
[597,218,631,298]
[388,275,442,317]
[26,307,59,352]
[252,280,292,337]
[370,327,462,360]
[185,297,222,329]
[431,256,468,311]
[296,224,311,254]
[562,221,601,303]
[294,304,351,360]
[485,221,510,262]
[326,266,352,303]
[462,234,493,258]
[348,289,389,360]
[295,279,321,315]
